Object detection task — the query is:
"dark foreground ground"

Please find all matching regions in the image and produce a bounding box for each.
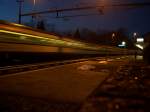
[0,56,150,112]
[80,60,150,112]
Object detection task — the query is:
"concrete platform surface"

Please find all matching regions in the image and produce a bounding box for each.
[0,60,110,103]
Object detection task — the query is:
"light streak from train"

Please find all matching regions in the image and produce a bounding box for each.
[0,29,97,50]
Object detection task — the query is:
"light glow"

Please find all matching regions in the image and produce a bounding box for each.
[34,0,36,5]
[0,29,48,39]
[0,29,96,50]
[137,38,144,42]
[118,44,124,47]
[133,32,137,37]
[135,44,143,50]
[122,41,126,45]
[112,33,115,37]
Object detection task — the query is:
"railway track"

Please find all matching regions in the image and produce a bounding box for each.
[0,58,98,76]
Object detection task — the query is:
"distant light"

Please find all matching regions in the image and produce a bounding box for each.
[137,38,144,42]
[122,41,126,45]
[135,44,143,50]
[134,77,138,80]
[112,33,115,37]
[133,32,137,37]
[118,41,126,47]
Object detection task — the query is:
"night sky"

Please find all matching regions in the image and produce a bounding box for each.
[0,0,150,35]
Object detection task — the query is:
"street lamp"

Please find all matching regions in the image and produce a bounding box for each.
[16,0,24,24]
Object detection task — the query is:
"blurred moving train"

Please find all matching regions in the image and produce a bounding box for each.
[0,20,133,55]
[0,20,137,66]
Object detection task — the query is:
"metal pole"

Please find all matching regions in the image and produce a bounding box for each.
[17,0,24,24]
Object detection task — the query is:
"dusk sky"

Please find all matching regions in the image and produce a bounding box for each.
[0,0,150,35]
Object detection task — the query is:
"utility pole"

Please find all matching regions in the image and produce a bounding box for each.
[16,0,24,24]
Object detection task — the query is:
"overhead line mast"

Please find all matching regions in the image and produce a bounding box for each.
[16,0,24,24]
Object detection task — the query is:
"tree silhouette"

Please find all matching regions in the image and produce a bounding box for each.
[73,28,81,39]
[37,20,46,30]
